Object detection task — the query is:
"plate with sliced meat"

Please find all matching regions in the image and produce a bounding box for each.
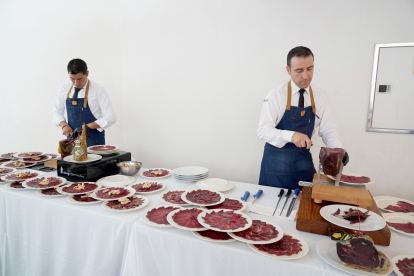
[0,168,17,176]
[139,168,172,179]
[102,195,149,212]
[45,154,59,160]
[88,145,120,155]
[67,193,101,204]
[22,176,66,189]
[14,152,45,158]
[192,229,236,243]
[19,155,51,163]
[1,170,42,182]
[142,205,181,227]
[58,182,101,195]
[320,204,386,231]
[167,208,208,231]
[384,213,414,237]
[228,219,283,244]
[130,182,166,194]
[36,187,64,197]
[1,161,36,169]
[374,196,414,215]
[159,190,191,206]
[5,181,26,190]
[392,255,414,276]
[92,186,136,201]
[181,189,225,206]
[327,172,375,185]
[0,158,11,164]
[197,209,252,232]
[0,153,17,159]
[202,198,246,211]
[248,232,309,260]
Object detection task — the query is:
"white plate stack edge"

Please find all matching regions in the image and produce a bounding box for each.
[172,166,209,182]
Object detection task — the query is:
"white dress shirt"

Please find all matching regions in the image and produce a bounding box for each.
[257,80,342,148]
[52,79,117,132]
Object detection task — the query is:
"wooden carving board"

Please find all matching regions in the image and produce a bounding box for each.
[311,174,372,208]
[297,186,391,246]
[44,159,57,169]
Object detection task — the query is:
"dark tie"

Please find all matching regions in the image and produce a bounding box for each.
[73,87,82,99]
[298,88,305,108]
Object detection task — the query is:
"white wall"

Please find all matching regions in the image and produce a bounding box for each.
[1,0,413,201]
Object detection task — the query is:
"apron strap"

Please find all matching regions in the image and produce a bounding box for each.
[65,84,74,100]
[286,80,320,119]
[64,80,90,109]
[309,86,320,119]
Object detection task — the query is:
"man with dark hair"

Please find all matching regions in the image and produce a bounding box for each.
[257,46,347,189]
[53,58,116,146]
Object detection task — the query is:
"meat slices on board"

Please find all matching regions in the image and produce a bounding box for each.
[332,208,370,224]
[233,220,279,242]
[253,235,302,256]
[340,174,370,184]
[396,257,414,276]
[201,210,249,231]
[185,190,221,205]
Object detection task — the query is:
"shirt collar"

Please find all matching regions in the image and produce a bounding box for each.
[73,79,88,90]
[290,79,309,94]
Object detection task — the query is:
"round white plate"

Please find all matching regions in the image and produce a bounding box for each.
[248,231,309,260]
[320,204,386,231]
[392,255,414,276]
[327,172,375,185]
[67,194,101,204]
[63,154,102,163]
[5,182,26,190]
[228,219,284,244]
[14,152,45,158]
[374,196,414,215]
[87,145,120,153]
[35,188,64,197]
[91,186,136,201]
[0,168,17,175]
[159,190,191,206]
[200,197,246,212]
[197,209,253,232]
[22,176,66,190]
[141,205,181,227]
[45,154,60,160]
[97,175,135,187]
[196,180,234,192]
[172,166,209,176]
[1,161,37,169]
[19,155,52,163]
[173,174,209,179]
[316,238,393,276]
[173,172,209,178]
[102,195,149,212]
[139,168,172,179]
[192,230,236,243]
[174,177,209,182]
[383,213,414,237]
[1,170,43,182]
[129,182,166,194]
[167,208,208,231]
[58,182,101,195]
[181,189,225,206]
[0,153,18,159]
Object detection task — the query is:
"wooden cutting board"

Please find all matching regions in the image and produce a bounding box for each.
[44,159,57,169]
[297,186,391,246]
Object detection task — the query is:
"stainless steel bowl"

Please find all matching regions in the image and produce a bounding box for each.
[116,161,142,176]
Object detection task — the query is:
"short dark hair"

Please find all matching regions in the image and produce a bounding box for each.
[67,59,88,75]
[287,46,314,67]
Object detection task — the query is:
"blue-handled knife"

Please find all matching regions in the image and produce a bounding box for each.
[286,189,300,217]
[251,190,263,205]
[241,191,250,202]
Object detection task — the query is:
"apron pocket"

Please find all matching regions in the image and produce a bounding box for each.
[263,147,294,175]
[292,117,310,134]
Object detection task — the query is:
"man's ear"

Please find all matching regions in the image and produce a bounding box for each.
[86,71,89,77]
[286,66,291,75]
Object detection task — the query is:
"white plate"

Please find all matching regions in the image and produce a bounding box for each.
[316,238,393,276]
[87,145,120,154]
[91,186,136,201]
[67,195,101,204]
[192,230,236,243]
[228,219,284,244]
[63,154,102,163]
[141,205,181,227]
[58,182,101,195]
[181,189,225,206]
[196,180,234,192]
[5,182,26,190]
[0,168,17,175]
[159,190,191,206]
[14,152,45,158]
[327,172,375,185]
[320,204,386,231]
[97,175,135,187]
[0,153,18,159]
[174,177,209,182]
[392,255,414,276]
[102,195,149,212]
[129,182,166,194]
[22,176,66,190]
[1,170,43,182]
[19,155,52,163]
[35,188,64,197]
[139,168,172,179]
[200,197,246,212]
[374,196,414,215]
[383,213,414,237]
[167,208,208,231]
[1,161,37,169]
[172,166,209,176]
[197,209,253,232]
[248,231,309,260]
[45,154,60,160]
[173,173,209,178]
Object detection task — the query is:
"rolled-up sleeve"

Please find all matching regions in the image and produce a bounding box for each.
[52,85,66,127]
[94,88,117,132]
[318,98,342,148]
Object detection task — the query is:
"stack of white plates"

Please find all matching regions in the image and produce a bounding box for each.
[172,166,209,182]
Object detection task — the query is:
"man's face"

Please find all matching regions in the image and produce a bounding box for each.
[69,71,89,89]
[286,56,314,89]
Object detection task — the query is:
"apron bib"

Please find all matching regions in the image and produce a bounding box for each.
[258,80,319,190]
[65,81,105,147]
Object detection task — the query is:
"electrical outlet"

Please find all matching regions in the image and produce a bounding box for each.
[378,85,390,93]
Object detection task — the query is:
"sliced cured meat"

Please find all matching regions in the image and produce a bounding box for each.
[0,168,15,175]
[89,145,116,151]
[4,161,35,168]
[106,196,144,210]
[332,208,370,224]
[198,230,233,241]
[336,235,390,274]
[387,222,414,234]
[206,198,243,211]
[132,182,163,192]
[253,235,302,256]
[340,174,370,184]
[319,147,346,176]
[396,257,414,276]
[234,220,279,241]
[0,158,9,163]
[41,188,61,196]
[202,210,248,230]
[385,201,414,213]
[73,194,99,202]
[21,155,49,162]
[16,152,43,158]
[4,172,39,181]
[185,190,221,205]
[95,187,131,199]
[332,208,341,216]
[46,154,58,159]
[143,169,170,177]
[26,177,62,188]
[10,181,25,189]
[147,206,179,225]
[172,208,204,228]
[162,191,187,204]
[1,153,16,159]
[62,183,97,193]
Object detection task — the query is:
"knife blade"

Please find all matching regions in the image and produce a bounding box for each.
[286,189,300,217]
[272,189,284,216]
[279,189,292,216]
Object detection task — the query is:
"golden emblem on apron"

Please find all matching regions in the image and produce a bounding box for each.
[72,100,77,105]
[301,110,306,116]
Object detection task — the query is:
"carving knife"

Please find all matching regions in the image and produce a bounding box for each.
[241,191,250,202]
[279,189,292,216]
[251,190,263,205]
[286,189,300,217]
[272,189,284,216]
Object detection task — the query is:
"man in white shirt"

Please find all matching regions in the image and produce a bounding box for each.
[53,59,116,146]
[257,46,347,189]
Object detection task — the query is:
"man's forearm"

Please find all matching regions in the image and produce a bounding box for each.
[87,122,100,130]
[59,121,67,128]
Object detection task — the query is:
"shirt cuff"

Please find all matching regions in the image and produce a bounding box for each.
[282,130,295,143]
[95,118,108,132]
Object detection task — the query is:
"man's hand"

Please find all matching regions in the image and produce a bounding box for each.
[72,124,91,138]
[62,125,73,137]
[292,132,312,149]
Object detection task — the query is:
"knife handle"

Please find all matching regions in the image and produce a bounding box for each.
[253,189,263,199]
[241,191,250,202]
[277,189,284,197]
[293,188,300,196]
[285,189,292,197]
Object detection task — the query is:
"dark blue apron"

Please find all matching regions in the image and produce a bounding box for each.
[65,80,105,147]
[259,80,319,190]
